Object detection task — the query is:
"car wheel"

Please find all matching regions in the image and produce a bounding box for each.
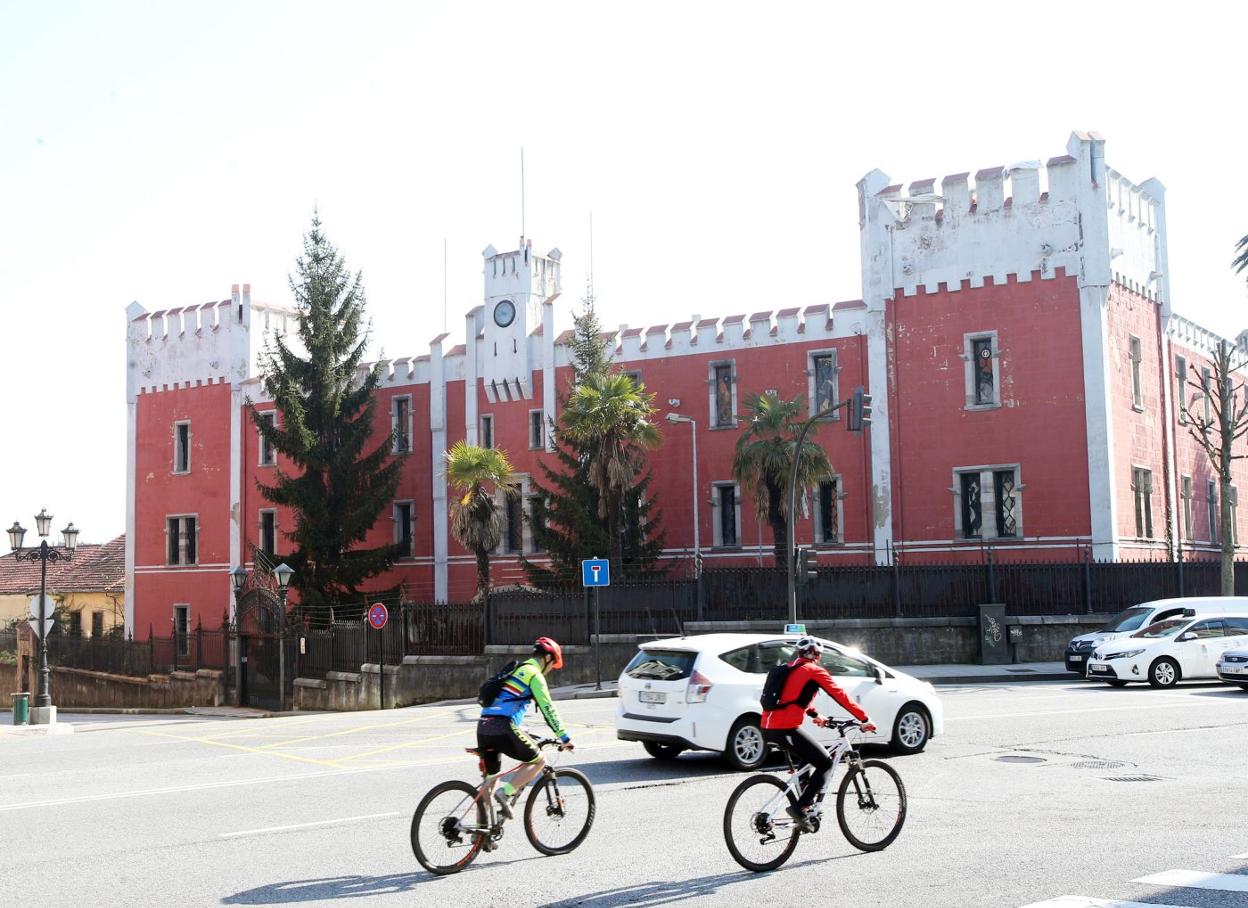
[1238,684,1248,692]
[891,703,930,755]
[1148,657,1180,689]
[642,741,685,761]
[1106,680,1128,688]
[722,716,767,771]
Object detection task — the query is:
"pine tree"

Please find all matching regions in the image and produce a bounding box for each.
[252,214,404,622]
[521,294,668,588]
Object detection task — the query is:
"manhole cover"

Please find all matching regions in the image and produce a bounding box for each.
[994,755,1047,764]
[1071,760,1129,770]
[1103,775,1166,783]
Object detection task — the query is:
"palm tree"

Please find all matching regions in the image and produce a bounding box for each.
[733,392,835,564]
[444,441,517,602]
[561,371,662,574]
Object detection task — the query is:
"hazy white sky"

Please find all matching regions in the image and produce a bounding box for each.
[2,0,1245,543]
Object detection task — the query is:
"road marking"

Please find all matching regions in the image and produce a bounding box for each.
[1133,869,1248,892]
[219,811,402,838]
[140,729,349,768]
[1018,898,1189,907]
[948,700,1225,722]
[1233,852,1248,859]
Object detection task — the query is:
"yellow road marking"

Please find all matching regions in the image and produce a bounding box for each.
[140,729,348,769]
[251,713,454,750]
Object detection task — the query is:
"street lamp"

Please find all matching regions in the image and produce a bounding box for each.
[666,413,701,576]
[10,510,78,724]
[273,563,297,686]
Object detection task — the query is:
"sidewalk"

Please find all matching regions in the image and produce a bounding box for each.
[548,660,1073,700]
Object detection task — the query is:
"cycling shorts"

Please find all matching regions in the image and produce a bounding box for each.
[476,716,540,775]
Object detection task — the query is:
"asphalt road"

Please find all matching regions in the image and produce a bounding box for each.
[1,681,1246,908]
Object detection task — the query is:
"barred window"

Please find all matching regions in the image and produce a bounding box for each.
[174,421,190,473]
[1129,336,1143,409]
[394,502,413,556]
[392,397,411,453]
[1208,480,1219,544]
[258,412,277,466]
[1131,467,1153,539]
[1181,475,1193,539]
[166,516,198,565]
[712,363,735,428]
[955,466,1021,540]
[1175,355,1188,424]
[817,479,841,544]
[812,353,838,416]
[993,470,1019,538]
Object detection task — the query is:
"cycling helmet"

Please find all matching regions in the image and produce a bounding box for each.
[534,636,564,669]
[795,635,822,660]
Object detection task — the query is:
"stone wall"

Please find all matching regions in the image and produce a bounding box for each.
[48,667,224,710]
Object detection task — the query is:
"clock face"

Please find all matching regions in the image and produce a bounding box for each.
[494,300,516,328]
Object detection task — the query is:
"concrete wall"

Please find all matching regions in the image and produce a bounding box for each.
[48,667,224,709]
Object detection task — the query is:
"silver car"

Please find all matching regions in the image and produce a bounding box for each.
[1216,647,1248,691]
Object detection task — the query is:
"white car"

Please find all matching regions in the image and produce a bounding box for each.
[614,632,944,770]
[1066,597,1248,675]
[1086,614,1248,688]
[1216,647,1248,691]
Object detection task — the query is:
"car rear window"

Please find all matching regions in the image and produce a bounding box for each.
[624,649,696,681]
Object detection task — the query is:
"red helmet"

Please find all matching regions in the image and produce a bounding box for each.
[534,637,564,669]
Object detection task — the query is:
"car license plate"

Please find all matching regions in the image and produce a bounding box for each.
[639,691,666,704]
[1069,655,1084,662]
[1221,665,1246,675]
[1088,664,1109,674]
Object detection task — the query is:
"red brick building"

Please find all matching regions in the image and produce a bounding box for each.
[123,132,1246,634]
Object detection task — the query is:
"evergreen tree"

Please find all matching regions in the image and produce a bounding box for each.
[521,295,667,588]
[252,214,404,621]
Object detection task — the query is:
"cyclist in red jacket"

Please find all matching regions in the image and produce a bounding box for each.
[761,636,876,831]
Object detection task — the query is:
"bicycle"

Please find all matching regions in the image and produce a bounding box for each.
[723,718,907,872]
[411,736,596,875]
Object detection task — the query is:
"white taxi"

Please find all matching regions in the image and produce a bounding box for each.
[1086,614,1248,688]
[614,632,944,770]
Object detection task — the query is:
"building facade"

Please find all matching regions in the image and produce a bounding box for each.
[124,132,1248,635]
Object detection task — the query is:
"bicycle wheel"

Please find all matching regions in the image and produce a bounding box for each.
[524,767,596,856]
[836,759,906,851]
[723,774,802,872]
[411,780,488,875]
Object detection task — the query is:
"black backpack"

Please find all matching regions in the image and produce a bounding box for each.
[760,663,796,711]
[478,660,521,708]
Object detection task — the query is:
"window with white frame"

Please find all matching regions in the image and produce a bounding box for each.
[1181,475,1193,540]
[173,604,190,657]
[962,331,1001,409]
[1129,336,1144,409]
[808,350,840,418]
[712,481,741,547]
[1202,367,1212,423]
[709,362,737,428]
[1232,485,1240,546]
[166,515,198,565]
[173,421,191,474]
[1209,480,1219,544]
[815,478,844,544]
[258,411,277,466]
[259,509,277,555]
[1175,355,1188,424]
[394,501,413,556]
[480,414,494,449]
[1131,467,1153,539]
[953,466,1021,539]
[529,409,545,450]
[392,396,412,453]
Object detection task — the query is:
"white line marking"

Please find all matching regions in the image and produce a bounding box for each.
[219,812,402,838]
[1233,852,1248,859]
[1018,898,1189,908]
[948,700,1225,721]
[1133,869,1248,892]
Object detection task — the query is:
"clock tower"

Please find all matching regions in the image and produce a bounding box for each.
[480,237,561,400]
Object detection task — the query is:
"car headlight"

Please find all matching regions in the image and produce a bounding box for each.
[1105,649,1145,660]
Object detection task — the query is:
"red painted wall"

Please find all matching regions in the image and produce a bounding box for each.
[887,272,1091,562]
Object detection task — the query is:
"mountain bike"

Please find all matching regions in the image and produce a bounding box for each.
[723,718,906,872]
[411,736,595,875]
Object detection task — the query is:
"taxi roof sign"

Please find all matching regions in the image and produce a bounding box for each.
[784,623,806,635]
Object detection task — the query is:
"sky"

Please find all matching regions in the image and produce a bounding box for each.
[1,0,1246,543]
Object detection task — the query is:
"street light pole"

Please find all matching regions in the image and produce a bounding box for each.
[666,413,700,575]
[9,511,79,722]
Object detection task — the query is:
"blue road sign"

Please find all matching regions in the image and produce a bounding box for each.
[582,558,611,587]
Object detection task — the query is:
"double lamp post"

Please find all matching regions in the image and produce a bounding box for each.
[7,509,79,724]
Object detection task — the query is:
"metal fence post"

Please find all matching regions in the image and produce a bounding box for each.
[1082,545,1093,614]
[1176,553,1185,598]
[985,547,997,603]
[483,593,493,647]
[891,542,902,618]
[195,618,203,669]
[695,570,705,623]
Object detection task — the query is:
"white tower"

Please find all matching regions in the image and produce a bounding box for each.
[480,237,561,400]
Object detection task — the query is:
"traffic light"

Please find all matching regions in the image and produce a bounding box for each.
[847,385,873,433]
[796,546,819,584]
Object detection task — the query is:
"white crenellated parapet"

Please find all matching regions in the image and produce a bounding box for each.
[1168,313,1248,364]
[856,131,1169,303]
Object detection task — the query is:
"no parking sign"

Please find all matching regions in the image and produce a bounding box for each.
[368,602,389,630]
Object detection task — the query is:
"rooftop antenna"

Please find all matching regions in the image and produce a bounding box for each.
[585,210,595,305]
[520,147,526,239]
[442,236,447,335]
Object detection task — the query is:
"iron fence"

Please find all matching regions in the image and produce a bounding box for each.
[46,625,230,677]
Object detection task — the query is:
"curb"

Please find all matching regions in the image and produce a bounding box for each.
[0,723,76,738]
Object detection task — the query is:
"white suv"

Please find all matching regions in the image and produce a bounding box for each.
[614,633,944,770]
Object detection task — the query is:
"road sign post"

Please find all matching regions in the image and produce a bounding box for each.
[369,602,389,710]
[581,559,610,690]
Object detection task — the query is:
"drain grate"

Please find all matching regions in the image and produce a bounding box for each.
[994,755,1047,764]
[1071,760,1129,770]
[1103,775,1166,783]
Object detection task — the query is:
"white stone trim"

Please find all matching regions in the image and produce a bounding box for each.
[430,336,449,602]
[125,399,137,632]
[961,330,1002,410]
[480,413,495,449]
[1129,464,1156,540]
